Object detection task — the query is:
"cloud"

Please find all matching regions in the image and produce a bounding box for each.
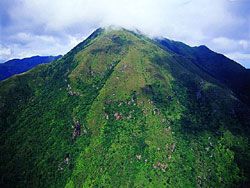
[211,37,249,52]
[226,52,250,68]
[0,45,12,63]
[0,0,250,67]
[2,33,83,61]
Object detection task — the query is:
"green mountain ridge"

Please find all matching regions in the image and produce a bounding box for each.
[156,38,250,106]
[1,28,250,187]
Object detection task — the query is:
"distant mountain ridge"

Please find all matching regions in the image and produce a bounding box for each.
[156,38,250,106]
[0,55,62,81]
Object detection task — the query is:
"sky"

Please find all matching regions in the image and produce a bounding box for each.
[0,0,250,68]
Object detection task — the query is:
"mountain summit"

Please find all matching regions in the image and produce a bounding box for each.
[1,28,250,187]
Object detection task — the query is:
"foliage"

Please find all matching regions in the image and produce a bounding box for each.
[0,28,250,187]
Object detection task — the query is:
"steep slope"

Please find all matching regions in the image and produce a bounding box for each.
[156,38,250,106]
[0,55,62,81]
[0,28,250,188]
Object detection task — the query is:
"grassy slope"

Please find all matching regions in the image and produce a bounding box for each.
[0,29,250,187]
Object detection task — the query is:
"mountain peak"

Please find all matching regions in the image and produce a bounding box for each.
[1,26,250,187]
[197,45,210,51]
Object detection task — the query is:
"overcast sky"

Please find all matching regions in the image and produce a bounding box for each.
[0,0,250,67]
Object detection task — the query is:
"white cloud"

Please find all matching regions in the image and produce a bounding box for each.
[226,52,250,68]
[0,45,11,56]
[239,40,249,50]
[211,37,249,52]
[6,0,236,41]
[0,32,84,62]
[0,45,12,63]
[14,1,234,36]
[227,52,250,60]
[1,0,250,67]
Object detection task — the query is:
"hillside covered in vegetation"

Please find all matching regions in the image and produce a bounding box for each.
[0,28,250,187]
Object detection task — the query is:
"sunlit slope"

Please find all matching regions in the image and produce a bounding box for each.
[0,28,249,187]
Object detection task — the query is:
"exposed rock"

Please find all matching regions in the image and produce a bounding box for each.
[153,162,168,172]
[72,121,81,139]
[136,154,142,160]
[114,112,122,120]
[64,154,70,164]
[171,143,176,152]
[104,113,109,120]
[153,108,160,115]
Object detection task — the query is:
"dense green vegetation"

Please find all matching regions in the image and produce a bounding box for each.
[0,28,250,187]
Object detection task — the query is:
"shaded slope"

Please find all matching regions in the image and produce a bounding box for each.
[156,38,250,106]
[0,28,250,188]
[0,55,62,81]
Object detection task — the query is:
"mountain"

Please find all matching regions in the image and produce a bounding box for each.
[156,38,250,106]
[0,55,62,81]
[0,28,250,187]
